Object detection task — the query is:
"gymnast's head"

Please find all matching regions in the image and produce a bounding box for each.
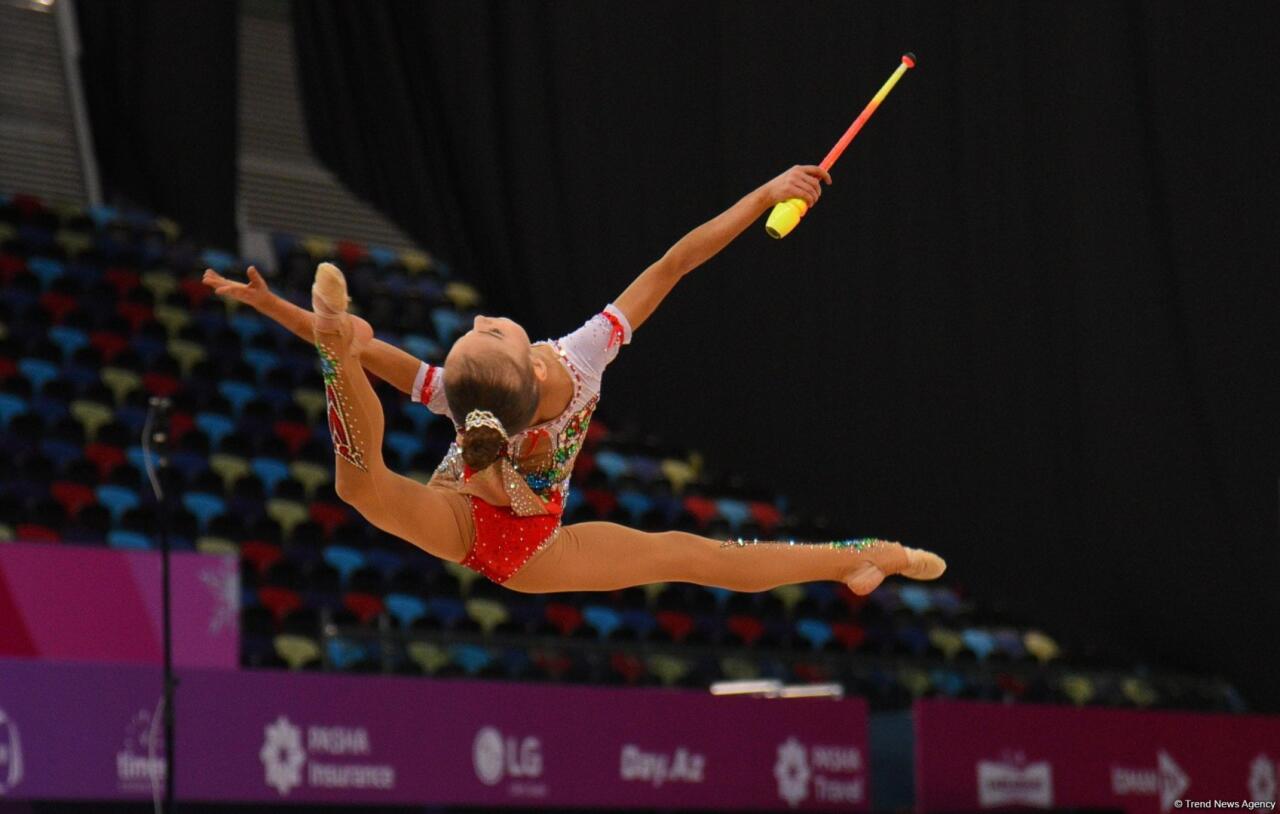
[445,314,545,470]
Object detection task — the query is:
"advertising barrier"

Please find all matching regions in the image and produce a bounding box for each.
[915,699,1280,813]
[0,543,238,669]
[0,658,870,809]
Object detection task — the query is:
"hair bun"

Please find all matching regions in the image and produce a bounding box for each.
[461,424,506,471]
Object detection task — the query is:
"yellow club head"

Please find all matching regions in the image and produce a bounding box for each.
[765,198,809,239]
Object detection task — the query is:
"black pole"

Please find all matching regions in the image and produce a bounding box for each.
[144,396,176,811]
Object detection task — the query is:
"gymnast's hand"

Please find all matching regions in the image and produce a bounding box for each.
[762,165,832,208]
[203,266,272,309]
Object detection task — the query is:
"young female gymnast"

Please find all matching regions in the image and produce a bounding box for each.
[203,165,946,596]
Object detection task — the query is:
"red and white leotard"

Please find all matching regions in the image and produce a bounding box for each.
[411,304,632,583]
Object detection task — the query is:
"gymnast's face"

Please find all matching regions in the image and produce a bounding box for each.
[447,315,549,384]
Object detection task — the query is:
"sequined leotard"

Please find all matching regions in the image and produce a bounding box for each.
[410,305,632,583]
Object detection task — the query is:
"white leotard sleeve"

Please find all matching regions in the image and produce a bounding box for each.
[409,362,452,418]
[557,303,632,386]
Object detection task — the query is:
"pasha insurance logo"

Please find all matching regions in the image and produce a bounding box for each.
[977,752,1054,808]
[472,726,545,797]
[0,707,23,796]
[259,715,395,797]
[774,736,865,809]
[1111,749,1190,812]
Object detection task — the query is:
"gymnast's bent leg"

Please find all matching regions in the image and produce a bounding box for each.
[503,522,945,595]
[311,263,472,563]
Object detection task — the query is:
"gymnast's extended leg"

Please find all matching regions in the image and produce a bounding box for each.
[504,521,945,595]
[311,263,471,563]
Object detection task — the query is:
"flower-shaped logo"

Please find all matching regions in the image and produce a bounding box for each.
[260,716,306,796]
[774,737,810,809]
[1250,754,1276,803]
[473,726,505,786]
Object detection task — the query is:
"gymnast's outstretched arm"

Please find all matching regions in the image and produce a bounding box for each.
[612,165,831,331]
[202,266,425,396]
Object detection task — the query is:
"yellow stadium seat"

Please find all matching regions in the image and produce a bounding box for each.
[646,654,690,686]
[166,338,205,375]
[196,536,239,557]
[100,367,142,404]
[770,584,805,614]
[55,230,93,257]
[301,237,336,259]
[274,635,322,670]
[154,218,180,242]
[928,627,964,660]
[1121,677,1158,708]
[399,249,432,275]
[1060,674,1095,706]
[209,454,250,491]
[289,461,331,498]
[660,459,696,493]
[719,656,760,681]
[1023,630,1062,664]
[642,582,668,605]
[465,598,510,635]
[293,388,327,424]
[0,523,14,542]
[141,271,178,301]
[70,400,114,440]
[444,561,482,595]
[266,499,309,538]
[406,641,452,675]
[444,281,482,310]
[154,306,192,339]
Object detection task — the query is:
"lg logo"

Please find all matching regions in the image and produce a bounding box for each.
[472,726,543,786]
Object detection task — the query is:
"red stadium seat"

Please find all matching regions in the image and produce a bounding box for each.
[89,331,129,362]
[749,501,782,533]
[142,371,181,398]
[84,442,125,478]
[682,496,719,527]
[655,610,695,643]
[15,523,60,544]
[116,302,153,333]
[103,268,140,297]
[544,602,583,637]
[830,621,867,651]
[309,502,348,537]
[583,488,616,518]
[40,291,78,323]
[726,614,766,647]
[240,540,284,574]
[609,651,646,684]
[178,278,212,308]
[792,662,830,683]
[258,586,303,621]
[51,481,96,517]
[344,592,384,625]
[273,420,311,455]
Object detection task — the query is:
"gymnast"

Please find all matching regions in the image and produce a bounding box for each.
[203,165,945,595]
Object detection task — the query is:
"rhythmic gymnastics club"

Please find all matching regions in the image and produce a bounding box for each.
[766,52,917,239]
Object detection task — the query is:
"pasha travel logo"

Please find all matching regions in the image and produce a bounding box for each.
[0,707,23,796]
[472,726,546,798]
[116,701,167,792]
[259,715,395,797]
[1111,749,1190,812]
[619,742,706,788]
[977,752,1054,808]
[773,736,865,809]
[1249,754,1277,804]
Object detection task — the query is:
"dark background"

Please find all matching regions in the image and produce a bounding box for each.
[78,1,1280,708]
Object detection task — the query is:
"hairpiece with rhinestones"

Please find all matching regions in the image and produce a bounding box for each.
[464,409,509,441]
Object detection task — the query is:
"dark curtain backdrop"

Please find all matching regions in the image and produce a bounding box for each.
[291,1,1280,706]
[76,0,237,249]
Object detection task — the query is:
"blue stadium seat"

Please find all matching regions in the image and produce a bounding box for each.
[385,431,424,466]
[96,484,141,522]
[448,644,492,675]
[27,256,64,288]
[39,439,80,470]
[401,334,441,362]
[363,548,403,576]
[795,618,833,650]
[323,545,366,582]
[714,498,751,530]
[217,381,255,416]
[929,668,968,698]
[620,609,657,639]
[898,585,934,615]
[962,628,997,661]
[593,450,629,481]
[326,638,368,671]
[195,412,235,447]
[18,358,59,392]
[616,489,653,521]
[242,348,280,381]
[384,593,427,628]
[48,325,88,359]
[430,307,465,342]
[182,492,227,529]
[0,395,28,427]
[425,597,466,628]
[108,530,152,550]
[500,647,531,679]
[582,605,622,640]
[368,246,399,267]
[250,457,290,492]
[200,248,238,273]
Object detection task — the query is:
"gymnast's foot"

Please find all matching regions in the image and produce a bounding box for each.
[843,544,946,596]
[311,262,372,353]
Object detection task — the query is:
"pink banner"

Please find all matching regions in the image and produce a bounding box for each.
[0,543,238,669]
[915,699,1280,812]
